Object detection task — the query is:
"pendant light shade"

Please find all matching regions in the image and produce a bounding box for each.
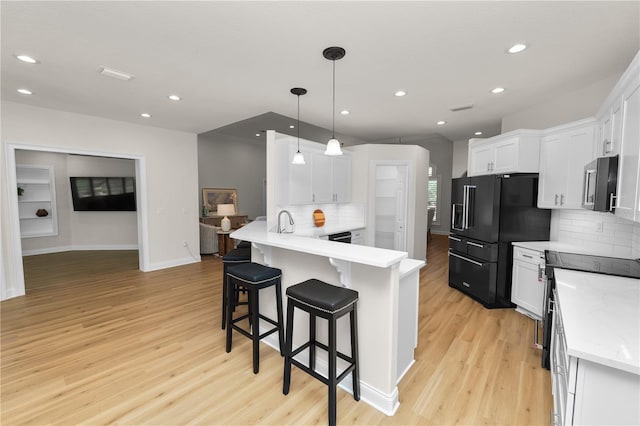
[290,87,307,165]
[323,46,345,156]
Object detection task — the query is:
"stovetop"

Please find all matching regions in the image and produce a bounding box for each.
[545,251,640,279]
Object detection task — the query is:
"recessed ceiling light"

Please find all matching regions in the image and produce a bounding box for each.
[17,88,33,95]
[168,94,181,101]
[491,87,505,94]
[475,131,483,136]
[289,125,295,129]
[507,43,528,54]
[141,113,151,118]
[340,110,350,115]
[255,133,261,137]
[436,120,446,125]
[395,90,407,97]
[16,54,38,64]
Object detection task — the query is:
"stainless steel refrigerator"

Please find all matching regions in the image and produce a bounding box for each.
[448,174,551,308]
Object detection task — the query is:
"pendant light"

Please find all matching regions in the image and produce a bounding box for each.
[323,46,345,156]
[290,87,307,165]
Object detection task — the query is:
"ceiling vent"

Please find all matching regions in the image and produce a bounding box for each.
[99,66,135,81]
[449,103,474,112]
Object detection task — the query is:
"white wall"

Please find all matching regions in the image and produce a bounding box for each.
[1,102,200,300]
[350,144,429,261]
[197,132,266,220]
[67,155,137,249]
[501,73,621,132]
[452,139,469,178]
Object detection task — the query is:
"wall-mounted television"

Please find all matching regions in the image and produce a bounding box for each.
[70,177,136,211]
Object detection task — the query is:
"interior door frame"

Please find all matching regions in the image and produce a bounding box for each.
[4,143,148,300]
[369,160,411,253]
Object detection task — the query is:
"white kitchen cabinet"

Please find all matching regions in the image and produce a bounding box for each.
[275,136,352,206]
[511,246,545,320]
[550,289,640,426]
[467,130,541,176]
[351,228,366,245]
[614,80,640,222]
[311,151,351,204]
[16,164,58,238]
[537,119,595,209]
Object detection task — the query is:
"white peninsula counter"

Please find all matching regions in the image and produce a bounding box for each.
[231,221,424,415]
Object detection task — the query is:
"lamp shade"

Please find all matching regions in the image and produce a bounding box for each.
[324,138,343,156]
[217,204,235,216]
[292,151,306,165]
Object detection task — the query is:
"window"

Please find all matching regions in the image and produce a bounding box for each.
[428,166,441,225]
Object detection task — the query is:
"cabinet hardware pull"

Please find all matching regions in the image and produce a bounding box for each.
[555,194,559,205]
[522,254,533,259]
[462,281,471,288]
[448,235,461,242]
[448,251,484,267]
[466,241,484,248]
[560,194,564,205]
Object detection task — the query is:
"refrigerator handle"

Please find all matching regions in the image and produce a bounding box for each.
[463,185,470,229]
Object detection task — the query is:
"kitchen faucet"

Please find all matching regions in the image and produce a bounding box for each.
[277,210,295,234]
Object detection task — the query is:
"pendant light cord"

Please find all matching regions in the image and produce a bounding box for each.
[332,60,336,139]
[297,94,301,150]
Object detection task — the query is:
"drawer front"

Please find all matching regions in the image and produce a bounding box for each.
[448,234,467,253]
[514,246,543,264]
[449,251,497,304]
[465,239,499,262]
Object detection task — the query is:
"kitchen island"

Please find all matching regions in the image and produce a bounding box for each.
[230,221,424,415]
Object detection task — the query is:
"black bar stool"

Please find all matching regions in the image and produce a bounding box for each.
[225,262,285,374]
[283,279,360,426]
[221,247,251,329]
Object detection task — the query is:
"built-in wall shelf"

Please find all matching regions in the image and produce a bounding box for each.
[16,164,58,238]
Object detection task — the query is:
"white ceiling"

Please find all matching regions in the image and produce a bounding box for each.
[2,1,639,143]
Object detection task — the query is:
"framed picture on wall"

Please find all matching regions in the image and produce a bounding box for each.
[202,188,238,215]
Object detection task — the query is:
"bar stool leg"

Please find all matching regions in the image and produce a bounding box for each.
[283,302,295,395]
[275,279,285,356]
[309,313,316,371]
[225,276,235,353]
[328,316,337,426]
[250,289,260,374]
[221,264,228,329]
[351,305,360,401]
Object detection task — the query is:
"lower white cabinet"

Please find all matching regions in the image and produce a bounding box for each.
[16,164,58,238]
[511,246,545,320]
[351,228,366,245]
[551,289,640,426]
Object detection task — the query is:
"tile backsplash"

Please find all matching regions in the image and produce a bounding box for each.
[550,209,640,258]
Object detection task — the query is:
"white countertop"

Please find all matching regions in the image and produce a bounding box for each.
[512,240,634,258]
[292,223,365,238]
[554,268,640,375]
[231,221,407,268]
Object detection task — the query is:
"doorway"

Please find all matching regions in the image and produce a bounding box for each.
[4,143,148,300]
[372,162,409,251]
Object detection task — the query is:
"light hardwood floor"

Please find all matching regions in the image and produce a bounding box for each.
[1,236,552,425]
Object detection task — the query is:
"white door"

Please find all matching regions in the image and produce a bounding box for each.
[373,163,408,251]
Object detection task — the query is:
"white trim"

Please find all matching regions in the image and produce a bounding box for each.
[146,256,200,272]
[22,244,139,257]
[3,142,149,301]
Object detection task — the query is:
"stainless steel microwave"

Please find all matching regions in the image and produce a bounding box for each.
[582,155,618,212]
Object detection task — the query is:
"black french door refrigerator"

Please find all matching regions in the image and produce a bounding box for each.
[448,174,551,308]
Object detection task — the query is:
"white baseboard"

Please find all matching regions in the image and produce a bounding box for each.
[146,256,200,271]
[22,244,138,256]
[260,328,400,416]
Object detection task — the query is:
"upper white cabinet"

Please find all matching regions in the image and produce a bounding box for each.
[16,164,58,238]
[615,81,640,221]
[467,130,542,176]
[275,137,352,206]
[537,119,595,209]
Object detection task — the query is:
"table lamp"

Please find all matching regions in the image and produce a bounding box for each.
[217,204,235,231]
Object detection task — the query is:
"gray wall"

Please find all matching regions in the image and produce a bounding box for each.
[197,132,267,220]
[452,139,469,178]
